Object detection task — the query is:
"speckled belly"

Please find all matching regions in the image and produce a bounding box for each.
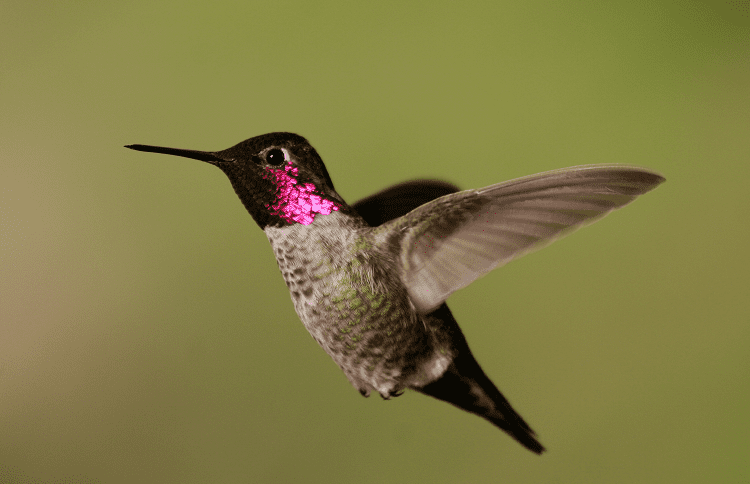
[265,218,450,397]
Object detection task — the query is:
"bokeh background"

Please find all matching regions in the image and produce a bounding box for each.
[2,1,748,482]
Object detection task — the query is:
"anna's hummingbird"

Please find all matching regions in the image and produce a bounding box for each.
[126,132,665,454]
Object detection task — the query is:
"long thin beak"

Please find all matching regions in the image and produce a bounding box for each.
[125,144,224,164]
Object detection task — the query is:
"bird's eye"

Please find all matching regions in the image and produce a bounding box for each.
[266,148,286,166]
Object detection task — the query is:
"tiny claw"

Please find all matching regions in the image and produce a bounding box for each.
[359,388,371,398]
[379,389,404,400]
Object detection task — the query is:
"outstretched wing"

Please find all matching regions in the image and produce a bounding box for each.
[384,165,665,313]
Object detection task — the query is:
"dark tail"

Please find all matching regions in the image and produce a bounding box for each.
[414,304,546,454]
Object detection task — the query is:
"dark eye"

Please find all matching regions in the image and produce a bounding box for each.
[266,148,286,166]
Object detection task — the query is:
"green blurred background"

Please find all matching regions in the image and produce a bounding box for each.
[1,1,748,482]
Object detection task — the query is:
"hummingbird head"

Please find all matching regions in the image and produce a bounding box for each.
[127,132,348,228]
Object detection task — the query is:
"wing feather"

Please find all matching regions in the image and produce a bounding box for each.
[384,165,665,313]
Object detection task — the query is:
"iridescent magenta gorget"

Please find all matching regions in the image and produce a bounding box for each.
[262,161,339,225]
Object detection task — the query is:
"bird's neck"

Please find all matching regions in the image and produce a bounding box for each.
[264,209,369,249]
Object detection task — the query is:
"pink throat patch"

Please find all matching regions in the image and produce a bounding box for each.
[262,162,339,225]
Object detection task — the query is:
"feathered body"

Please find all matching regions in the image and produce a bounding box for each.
[266,212,453,398]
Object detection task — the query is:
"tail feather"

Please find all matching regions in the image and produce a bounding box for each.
[415,358,545,454]
[414,304,545,454]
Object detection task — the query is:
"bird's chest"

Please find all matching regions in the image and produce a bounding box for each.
[265,220,426,371]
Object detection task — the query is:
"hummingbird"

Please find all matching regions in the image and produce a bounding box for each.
[126,132,665,454]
